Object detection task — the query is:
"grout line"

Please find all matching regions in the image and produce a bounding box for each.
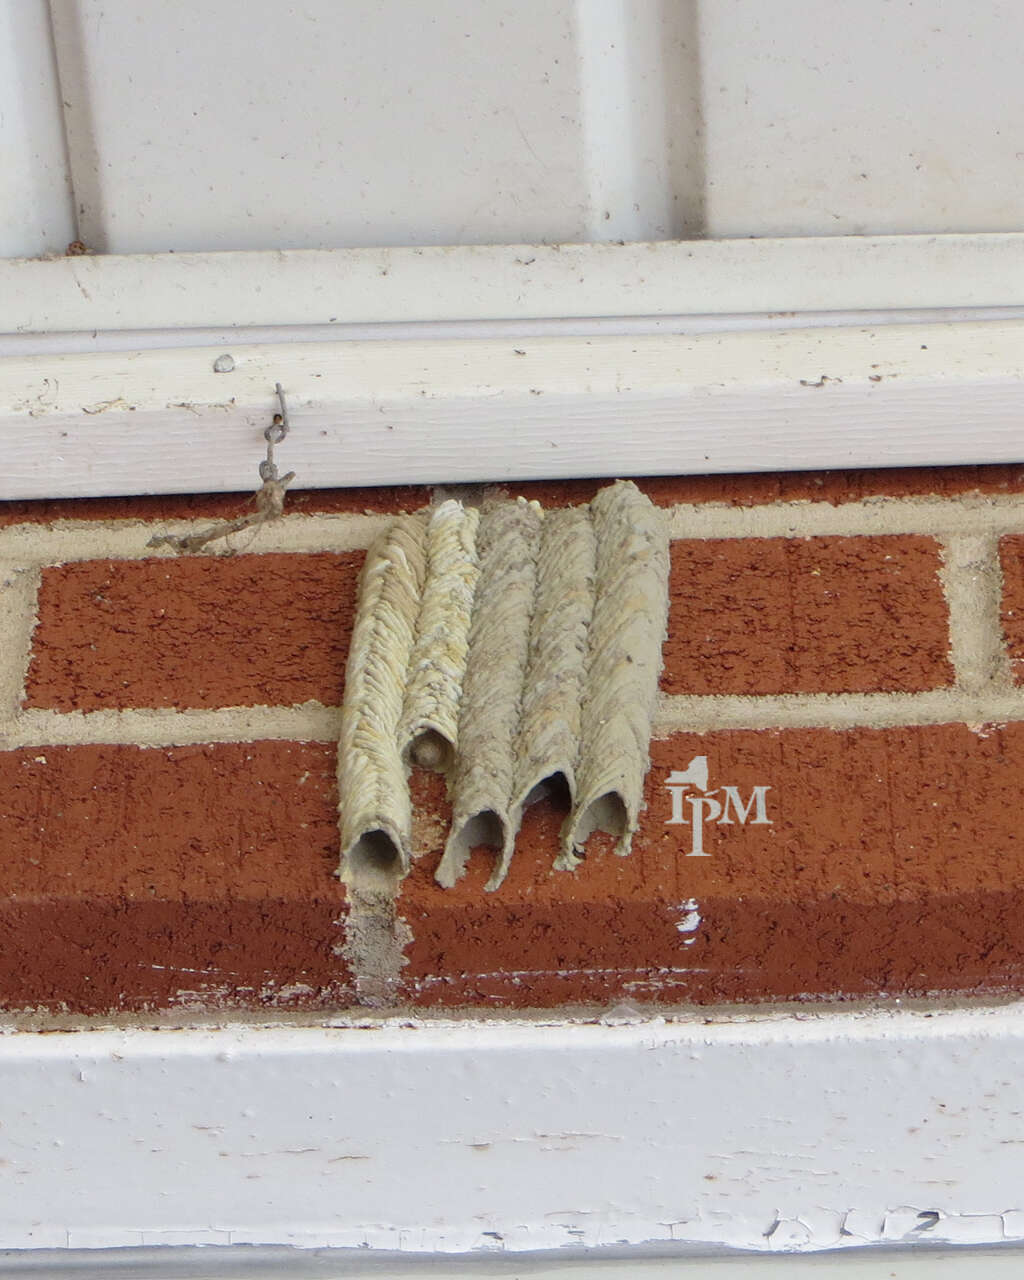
[0,704,342,750]
[0,563,41,722]
[653,688,1024,733]
[938,533,1014,696]
[667,493,1024,542]
[0,511,390,566]
[4,494,1024,567]
[7,688,1024,750]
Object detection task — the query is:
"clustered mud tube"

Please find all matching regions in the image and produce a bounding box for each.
[338,481,670,891]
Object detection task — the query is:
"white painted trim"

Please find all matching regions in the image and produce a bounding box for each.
[5,1243,1024,1278]
[6,306,1024,361]
[5,235,1024,498]
[7,234,1024,335]
[3,1004,1024,1255]
[3,320,1024,498]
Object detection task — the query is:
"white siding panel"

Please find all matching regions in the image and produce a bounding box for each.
[0,0,75,258]
[47,0,700,255]
[50,0,590,253]
[15,1,1024,258]
[701,0,1024,238]
[575,0,702,241]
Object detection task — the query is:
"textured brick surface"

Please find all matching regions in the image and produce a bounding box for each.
[0,742,347,1013]
[26,552,364,711]
[1000,535,1024,683]
[9,724,1024,1015]
[8,469,1024,1017]
[662,535,953,696]
[23,535,954,714]
[400,724,1024,1006]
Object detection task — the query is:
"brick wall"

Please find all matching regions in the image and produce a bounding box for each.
[4,467,1024,1018]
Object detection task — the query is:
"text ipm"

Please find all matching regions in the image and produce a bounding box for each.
[664,756,772,856]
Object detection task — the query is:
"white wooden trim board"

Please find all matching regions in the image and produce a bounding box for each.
[6,235,1024,334]
[3,234,1024,498]
[3,1004,1024,1256]
[2,320,1023,499]
[4,1242,1024,1277]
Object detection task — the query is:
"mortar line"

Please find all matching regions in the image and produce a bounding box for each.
[937,532,1014,696]
[667,494,1024,541]
[0,704,342,750]
[653,688,1024,733]
[0,512,390,566]
[5,494,1024,565]
[6,688,1024,749]
[0,563,41,723]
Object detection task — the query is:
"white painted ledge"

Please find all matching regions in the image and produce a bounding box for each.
[3,320,1024,498]
[3,1004,1024,1255]
[7,235,1024,334]
[4,1244,1024,1279]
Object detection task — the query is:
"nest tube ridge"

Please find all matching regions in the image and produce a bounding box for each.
[511,504,597,831]
[560,481,670,867]
[437,498,543,890]
[398,499,480,779]
[337,512,428,887]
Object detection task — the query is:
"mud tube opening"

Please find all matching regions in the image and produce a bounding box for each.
[567,790,628,862]
[523,770,572,813]
[437,809,507,888]
[346,828,404,882]
[455,809,505,857]
[409,729,454,773]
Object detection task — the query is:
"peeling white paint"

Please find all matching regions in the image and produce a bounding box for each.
[675,899,701,944]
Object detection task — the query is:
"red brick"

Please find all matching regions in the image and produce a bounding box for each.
[661,535,953,696]
[8,724,1024,1016]
[1000,535,1024,684]
[0,742,347,1014]
[25,552,363,711]
[399,724,1024,1006]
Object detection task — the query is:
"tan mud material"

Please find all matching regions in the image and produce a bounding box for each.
[398,500,480,777]
[337,513,427,883]
[511,504,596,830]
[437,498,542,891]
[560,481,670,865]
